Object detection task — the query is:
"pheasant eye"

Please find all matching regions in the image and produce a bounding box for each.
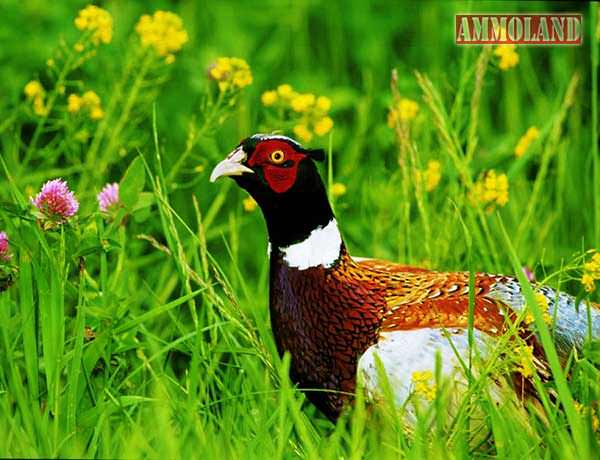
[270,150,285,164]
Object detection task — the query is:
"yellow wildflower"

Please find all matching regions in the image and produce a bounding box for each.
[263,84,333,142]
[582,250,600,292]
[46,59,55,68]
[515,344,534,378]
[525,127,540,140]
[89,106,104,120]
[388,98,419,127]
[67,90,104,121]
[208,57,252,92]
[398,98,419,121]
[536,293,553,325]
[242,197,258,212]
[293,124,313,143]
[231,58,253,87]
[496,175,509,206]
[582,273,596,293]
[261,90,278,106]
[314,116,334,136]
[210,58,231,80]
[136,11,188,62]
[411,370,437,401]
[24,80,44,99]
[514,126,540,157]
[471,170,510,210]
[74,42,85,53]
[82,90,100,107]
[495,44,519,70]
[584,253,600,277]
[330,183,347,198]
[74,5,113,45]
[535,292,548,309]
[387,110,398,128]
[291,93,316,112]
[423,160,442,192]
[523,293,552,325]
[32,97,48,116]
[277,84,294,99]
[316,96,332,112]
[584,264,598,276]
[524,312,535,325]
[67,94,83,112]
[24,81,48,116]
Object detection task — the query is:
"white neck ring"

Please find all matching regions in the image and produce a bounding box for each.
[275,219,342,270]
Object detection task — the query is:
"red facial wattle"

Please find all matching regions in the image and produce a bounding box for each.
[246,139,306,194]
[262,165,298,193]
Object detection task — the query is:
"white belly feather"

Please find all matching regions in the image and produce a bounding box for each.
[357,328,499,417]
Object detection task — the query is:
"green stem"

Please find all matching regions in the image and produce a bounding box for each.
[327,131,334,213]
[591,3,599,245]
[78,49,145,194]
[20,52,77,174]
[19,250,39,401]
[66,263,86,435]
[99,218,108,311]
[465,47,491,163]
[166,91,225,185]
[515,73,579,249]
[100,53,153,173]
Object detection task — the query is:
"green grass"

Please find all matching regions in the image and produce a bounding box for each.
[0,0,599,458]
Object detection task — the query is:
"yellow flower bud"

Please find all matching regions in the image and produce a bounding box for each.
[316,95,331,112]
[331,182,347,197]
[82,90,100,106]
[314,116,333,136]
[32,96,48,116]
[135,11,188,57]
[582,273,596,292]
[277,84,294,99]
[293,124,313,142]
[424,160,442,192]
[243,197,258,212]
[261,90,278,106]
[515,127,539,157]
[291,93,315,112]
[67,94,83,112]
[24,80,44,99]
[397,98,419,121]
[74,5,113,45]
[90,106,104,120]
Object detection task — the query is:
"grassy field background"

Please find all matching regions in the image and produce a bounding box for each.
[0,0,599,458]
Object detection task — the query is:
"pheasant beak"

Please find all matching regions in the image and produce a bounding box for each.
[210,146,254,182]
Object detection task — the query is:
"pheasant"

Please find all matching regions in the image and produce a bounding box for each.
[210,133,600,421]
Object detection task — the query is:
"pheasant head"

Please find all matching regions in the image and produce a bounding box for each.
[210,134,335,251]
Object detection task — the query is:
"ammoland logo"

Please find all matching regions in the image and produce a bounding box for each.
[456,14,582,45]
